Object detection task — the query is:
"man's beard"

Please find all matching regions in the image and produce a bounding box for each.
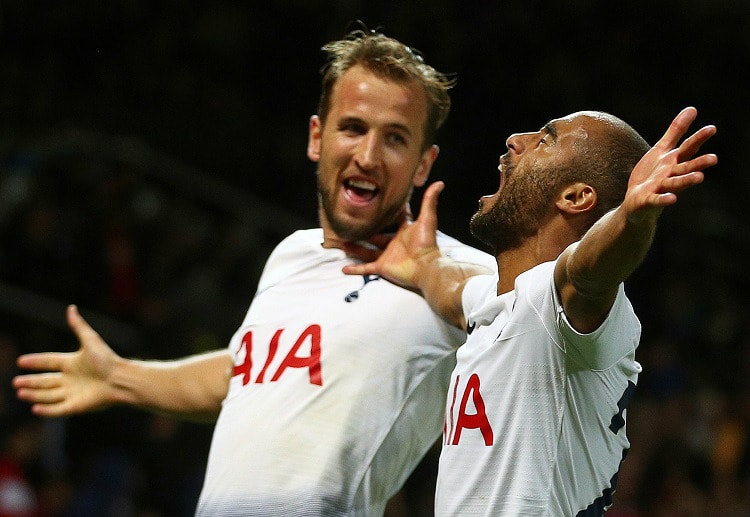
[317,174,408,243]
[470,162,556,255]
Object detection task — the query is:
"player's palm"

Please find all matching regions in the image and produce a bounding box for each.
[375,219,440,290]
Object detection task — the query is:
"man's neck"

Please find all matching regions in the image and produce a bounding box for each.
[495,231,567,295]
[320,223,398,251]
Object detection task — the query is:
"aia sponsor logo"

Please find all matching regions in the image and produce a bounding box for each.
[232,325,323,386]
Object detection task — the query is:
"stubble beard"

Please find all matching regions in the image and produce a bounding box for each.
[317,174,409,243]
[469,162,556,255]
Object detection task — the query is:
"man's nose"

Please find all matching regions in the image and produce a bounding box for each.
[356,132,383,171]
[505,132,534,155]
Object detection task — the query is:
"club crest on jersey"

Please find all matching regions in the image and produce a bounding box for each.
[344,274,380,302]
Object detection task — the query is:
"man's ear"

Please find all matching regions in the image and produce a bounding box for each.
[556,182,597,214]
[412,144,439,188]
[307,115,322,162]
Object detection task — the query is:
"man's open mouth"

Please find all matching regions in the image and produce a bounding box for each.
[344,178,379,203]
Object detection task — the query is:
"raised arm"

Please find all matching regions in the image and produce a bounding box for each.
[14,305,232,422]
[343,181,493,329]
[556,107,718,333]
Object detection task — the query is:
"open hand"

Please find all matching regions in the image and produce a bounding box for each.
[625,106,717,223]
[13,305,121,416]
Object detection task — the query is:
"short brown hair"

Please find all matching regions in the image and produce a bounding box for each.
[318,27,455,150]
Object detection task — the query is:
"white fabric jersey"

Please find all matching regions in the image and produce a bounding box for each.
[436,260,641,516]
[196,229,493,517]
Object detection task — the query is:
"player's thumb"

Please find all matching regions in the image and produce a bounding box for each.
[418,181,445,228]
[67,305,98,344]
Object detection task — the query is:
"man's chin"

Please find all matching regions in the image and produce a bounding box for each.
[323,197,404,243]
[328,219,380,243]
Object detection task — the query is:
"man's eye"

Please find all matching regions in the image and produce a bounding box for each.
[388,133,407,145]
[341,123,365,134]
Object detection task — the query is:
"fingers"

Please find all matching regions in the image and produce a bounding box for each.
[15,371,96,417]
[14,372,72,417]
[13,372,63,390]
[676,125,717,162]
[658,153,715,191]
[342,261,379,276]
[16,352,70,372]
[27,405,61,418]
[13,371,67,411]
[657,107,717,163]
[656,108,717,190]
[659,171,705,195]
[15,385,66,405]
[652,158,711,202]
[680,153,718,175]
[27,400,77,418]
[656,107,698,150]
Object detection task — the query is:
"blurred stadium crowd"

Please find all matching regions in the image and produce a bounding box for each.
[2,2,749,516]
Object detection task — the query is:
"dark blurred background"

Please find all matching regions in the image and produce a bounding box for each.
[1,1,748,516]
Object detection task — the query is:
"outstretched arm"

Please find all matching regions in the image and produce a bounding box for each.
[14,305,232,422]
[343,182,493,329]
[556,107,718,333]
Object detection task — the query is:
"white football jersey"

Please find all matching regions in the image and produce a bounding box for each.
[436,260,641,516]
[196,229,494,517]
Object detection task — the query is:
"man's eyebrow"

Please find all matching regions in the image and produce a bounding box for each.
[542,122,558,140]
[338,115,365,126]
[338,116,413,136]
[386,122,413,136]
